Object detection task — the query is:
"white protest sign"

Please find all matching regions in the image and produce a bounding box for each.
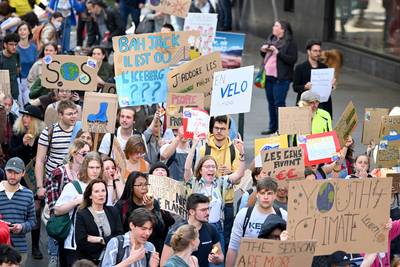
[310,68,334,103]
[184,13,218,55]
[210,65,254,117]
[182,108,210,139]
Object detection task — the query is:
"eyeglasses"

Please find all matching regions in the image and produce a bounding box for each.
[77,151,87,157]
[133,183,150,188]
[64,111,78,116]
[213,126,227,132]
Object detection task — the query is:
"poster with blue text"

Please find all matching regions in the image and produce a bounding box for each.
[210,65,254,117]
[213,32,245,69]
[112,31,200,107]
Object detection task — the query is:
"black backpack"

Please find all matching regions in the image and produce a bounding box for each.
[204,142,236,164]
[241,205,282,237]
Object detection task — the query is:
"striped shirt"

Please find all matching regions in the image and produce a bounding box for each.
[0,182,36,253]
[38,123,73,179]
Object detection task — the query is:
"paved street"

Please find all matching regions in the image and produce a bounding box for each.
[24,33,400,267]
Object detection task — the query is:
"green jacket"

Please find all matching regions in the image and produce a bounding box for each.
[29,78,50,99]
[312,109,332,134]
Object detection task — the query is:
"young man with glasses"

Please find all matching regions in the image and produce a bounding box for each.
[160,193,224,267]
[198,115,242,253]
[34,100,79,266]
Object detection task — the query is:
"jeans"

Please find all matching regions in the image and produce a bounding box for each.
[223,204,234,254]
[48,236,59,257]
[17,78,29,108]
[265,78,290,132]
[119,2,141,29]
[61,18,72,53]
[210,221,224,267]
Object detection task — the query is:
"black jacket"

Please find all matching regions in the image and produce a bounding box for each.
[75,206,124,262]
[293,60,333,117]
[261,38,298,81]
[86,8,125,47]
[9,133,39,165]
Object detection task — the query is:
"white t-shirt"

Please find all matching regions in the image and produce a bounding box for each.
[228,206,288,251]
[55,180,87,250]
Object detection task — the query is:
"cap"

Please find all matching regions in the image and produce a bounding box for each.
[5,157,25,174]
[328,251,351,266]
[300,90,321,102]
[20,104,44,120]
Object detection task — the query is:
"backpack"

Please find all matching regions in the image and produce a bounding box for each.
[241,205,282,237]
[204,142,236,165]
[106,235,151,266]
[46,180,82,242]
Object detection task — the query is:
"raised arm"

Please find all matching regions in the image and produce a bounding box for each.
[184,135,200,182]
[228,138,245,184]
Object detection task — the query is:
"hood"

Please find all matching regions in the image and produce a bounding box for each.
[258,214,287,239]
[207,134,233,150]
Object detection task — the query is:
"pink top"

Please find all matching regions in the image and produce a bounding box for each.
[264,51,278,78]
[367,219,400,267]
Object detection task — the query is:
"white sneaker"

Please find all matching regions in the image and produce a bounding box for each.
[48,256,58,267]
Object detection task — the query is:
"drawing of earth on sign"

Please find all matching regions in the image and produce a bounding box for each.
[60,63,79,80]
[317,183,335,213]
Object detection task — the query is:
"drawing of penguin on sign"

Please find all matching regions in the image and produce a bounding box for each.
[82,92,119,134]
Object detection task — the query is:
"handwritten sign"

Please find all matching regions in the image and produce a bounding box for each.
[213,31,245,69]
[380,115,400,137]
[148,175,187,218]
[261,147,305,183]
[112,31,200,106]
[254,135,288,167]
[376,136,400,168]
[387,173,400,193]
[310,68,334,103]
[362,108,389,145]
[210,65,254,117]
[278,107,312,135]
[184,13,218,55]
[81,92,118,133]
[41,55,99,91]
[166,93,204,129]
[334,101,358,147]
[236,238,316,267]
[182,108,210,139]
[287,178,392,255]
[299,131,340,166]
[147,0,191,18]
[0,70,11,96]
[168,52,222,107]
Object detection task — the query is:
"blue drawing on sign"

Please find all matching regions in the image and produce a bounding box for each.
[220,81,248,98]
[317,182,335,213]
[87,102,108,123]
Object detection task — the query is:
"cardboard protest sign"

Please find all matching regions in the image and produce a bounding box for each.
[182,108,210,139]
[81,92,118,134]
[299,131,340,166]
[278,107,312,135]
[387,173,400,193]
[113,139,127,181]
[235,169,253,193]
[168,52,223,107]
[236,238,316,267]
[41,55,100,91]
[376,135,400,168]
[334,101,358,147]
[254,135,288,167]
[287,178,392,255]
[210,65,254,117]
[213,32,245,69]
[147,0,191,18]
[112,31,200,107]
[310,68,334,103]
[0,70,11,96]
[261,147,305,182]
[184,13,218,55]
[362,108,389,145]
[380,115,400,137]
[148,175,187,218]
[166,93,204,129]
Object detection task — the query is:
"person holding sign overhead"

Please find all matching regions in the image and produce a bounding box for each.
[184,132,246,258]
[293,40,336,118]
[260,20,298,135]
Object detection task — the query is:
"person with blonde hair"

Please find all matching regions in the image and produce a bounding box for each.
[9,104,45,259]
[164,224,200,267]
[124,135,149,180]
[55,152,103,266]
